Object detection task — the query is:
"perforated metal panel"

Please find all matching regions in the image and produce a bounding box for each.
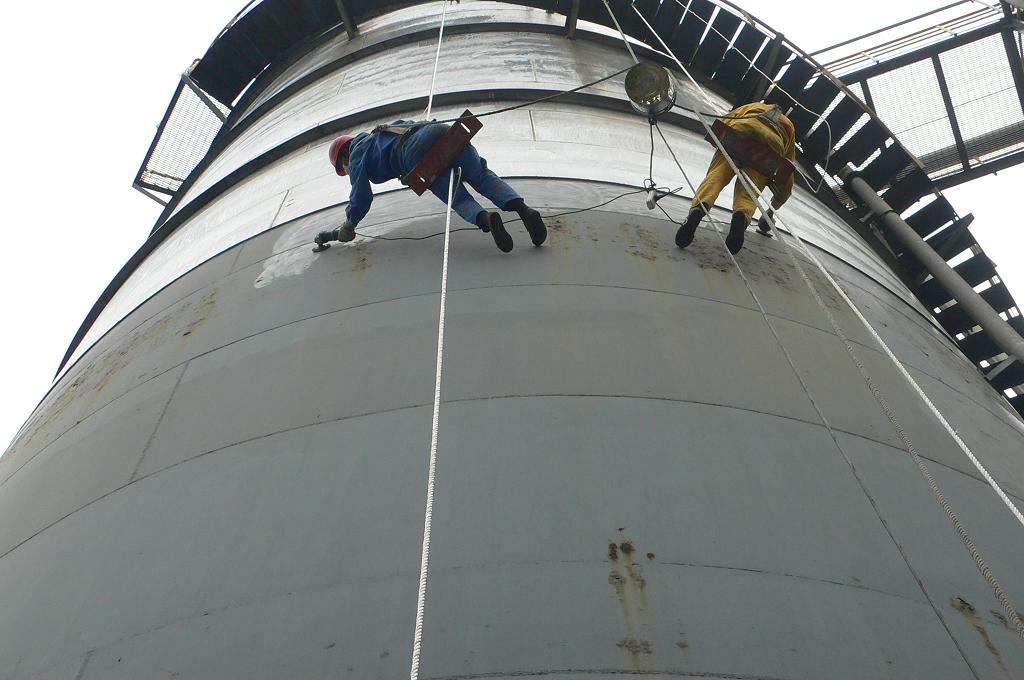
[133,77,228,197]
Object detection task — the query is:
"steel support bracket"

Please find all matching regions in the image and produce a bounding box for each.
[133,184,170,206]
[334,0,358,39]
[182,73,228,122]
[842,163,1024,365]
[748,34,786,102]
[565,0,581,39]
[986,355,1018,381]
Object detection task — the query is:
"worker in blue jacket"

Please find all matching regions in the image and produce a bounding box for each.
[315,120,547,252]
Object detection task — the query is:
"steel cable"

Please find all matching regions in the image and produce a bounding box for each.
[629,5,1024,641]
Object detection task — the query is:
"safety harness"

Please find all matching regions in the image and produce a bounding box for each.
[376,110,483,195]
[707,105,795,194]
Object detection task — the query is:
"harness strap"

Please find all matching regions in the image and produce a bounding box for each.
[753,104,790,145]
[708,118,794,190]
[376,123,421,136]
[755,104,783,126]
[375,122,430,176]
[401,111,482,196]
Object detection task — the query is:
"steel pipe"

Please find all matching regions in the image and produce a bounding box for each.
[842,163,1024,364]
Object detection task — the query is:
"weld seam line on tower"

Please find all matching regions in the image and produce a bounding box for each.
[421,669,793,680]
[410,165,460,680]
[5,387,1023,574]
[129,362,190,483]
[71,650,94,680]
[30,557,936,674]
[57,183,976,379]
[7,269,1020,502]
[628,6,1023,643]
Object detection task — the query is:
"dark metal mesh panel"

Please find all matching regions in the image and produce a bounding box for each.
[134,79,228,196]
[848,32,1024,178]
[940,35,1019,139]
[865,59,953,160]
[939,34,1024,163]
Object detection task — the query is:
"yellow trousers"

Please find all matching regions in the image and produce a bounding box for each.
[692,118,786,220]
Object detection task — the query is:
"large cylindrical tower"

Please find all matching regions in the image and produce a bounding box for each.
[3,2,1024,678]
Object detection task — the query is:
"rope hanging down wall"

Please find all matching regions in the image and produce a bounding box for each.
[615,2,1024,642]
[411,5,457,677]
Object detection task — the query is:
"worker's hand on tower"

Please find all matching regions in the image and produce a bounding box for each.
[339,221,356,242]
[312,220,357,252]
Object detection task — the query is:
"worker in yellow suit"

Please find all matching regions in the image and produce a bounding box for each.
[675,102,796,254]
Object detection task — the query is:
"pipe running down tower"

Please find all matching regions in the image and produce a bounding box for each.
[3,2,1024,679]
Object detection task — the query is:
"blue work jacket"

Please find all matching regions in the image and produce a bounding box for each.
[345,120,415,227]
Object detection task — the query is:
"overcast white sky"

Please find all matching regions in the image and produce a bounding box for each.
[1,1,1021,449]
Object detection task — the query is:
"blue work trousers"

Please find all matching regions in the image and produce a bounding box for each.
[397,123,521,225]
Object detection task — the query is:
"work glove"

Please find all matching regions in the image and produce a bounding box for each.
[338,221,356,242]
[315,221,356,246]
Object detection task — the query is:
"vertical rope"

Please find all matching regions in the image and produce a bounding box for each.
[424,0,452,117]
[632,1,1024,532]
[409,166,460,679]
[601,0,640,64]
[633,7,1024,641]
[652,124,986,673]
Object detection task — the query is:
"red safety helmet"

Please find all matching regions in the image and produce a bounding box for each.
[329,135,356,176]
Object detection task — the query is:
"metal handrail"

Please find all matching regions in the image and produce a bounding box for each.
[673,0,940,196]
[819,7,1000,74]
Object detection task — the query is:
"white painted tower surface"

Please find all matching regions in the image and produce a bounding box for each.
[2,2,1024,678]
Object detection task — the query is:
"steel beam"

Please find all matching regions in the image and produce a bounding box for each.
[333,0,358,39]
[933,147,1024,189]
[183,74,228,122]
[987,355,1018,381]
[931,55,970,172]
[748,34,786,101]
[999,4,1024,119]
[565,0,580,38]
[841,22,1003,83]
[132,184,170,206]
[842,164,1024,364]
[859,79,876,112]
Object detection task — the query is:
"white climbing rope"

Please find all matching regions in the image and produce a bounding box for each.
[409,166,461,679]
[424,0,453,117]
[650,121,984,662]
[627,4,1024,640]
[631,2,1024,533]
[602,0,640,64]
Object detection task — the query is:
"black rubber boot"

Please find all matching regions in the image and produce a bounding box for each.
[506,199,547,246]
[482,212,513,252]
[675,205,706,249]
[475,210,491,233]
[726,211,748,254]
